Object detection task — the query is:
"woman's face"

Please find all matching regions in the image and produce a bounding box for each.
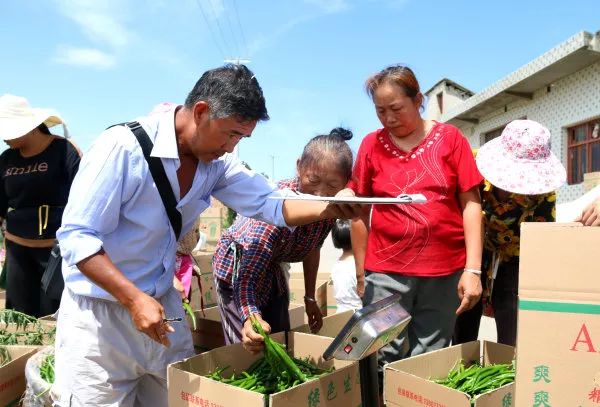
[297,160,348,197]
[373,82,422,138]
[4,133,29,150]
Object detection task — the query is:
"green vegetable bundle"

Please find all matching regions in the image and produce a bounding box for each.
[0,345,11,367]
[205,316,331,394]
[40,353,55,384]
[0,309,56,345]
[434,360,515,403]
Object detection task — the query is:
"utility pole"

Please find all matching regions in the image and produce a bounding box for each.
[269,154,275,180]
[224,58,251,65]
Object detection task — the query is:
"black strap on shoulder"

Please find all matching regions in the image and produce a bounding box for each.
[123,121,182,240]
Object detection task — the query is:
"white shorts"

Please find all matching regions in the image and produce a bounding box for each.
[52,288,193,407]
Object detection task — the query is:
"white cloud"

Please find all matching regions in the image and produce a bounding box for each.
[53,46,116,69]
[54,0,132,49]
[303,0,349,13]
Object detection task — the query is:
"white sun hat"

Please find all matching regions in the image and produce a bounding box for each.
[476,119,566,195]
[0,94,69,141]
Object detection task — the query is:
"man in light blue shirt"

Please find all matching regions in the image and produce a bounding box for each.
[52,64,360,406]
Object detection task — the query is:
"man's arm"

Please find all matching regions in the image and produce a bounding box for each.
[77,250,173,346]
[212,156,361,227]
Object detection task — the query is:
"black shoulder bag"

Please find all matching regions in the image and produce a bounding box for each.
[125,121,182,239]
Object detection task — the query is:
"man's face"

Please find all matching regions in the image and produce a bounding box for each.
[191,104,257,162]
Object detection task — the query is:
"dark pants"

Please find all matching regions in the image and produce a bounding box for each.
[215,279,290,345]
[453,260,519,346]
[5,240,59,317]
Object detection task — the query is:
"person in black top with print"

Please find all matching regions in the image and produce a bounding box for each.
[0,94,80,317]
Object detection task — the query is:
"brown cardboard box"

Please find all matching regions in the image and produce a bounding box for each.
[516,223,600,406]
[583,171,600,192]
[168,332,361,407]
[188,251,216,309]
[189,271,217,310]
[326,282,338,314]
[0,346,39,406]
[384,341,515,407]
[190,307,225,354]
[0,290,5,310]
[289,271,332,282]
[294,310,353,338]
[289,279,328,317]
[191,250,214,274]
[190,304,306,354]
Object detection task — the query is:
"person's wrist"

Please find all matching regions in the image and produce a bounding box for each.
[464,268,482,275]
[304,295,317,303]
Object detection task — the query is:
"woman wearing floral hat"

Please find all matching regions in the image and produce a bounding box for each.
[0,94,80,317]
[454,119,566,346]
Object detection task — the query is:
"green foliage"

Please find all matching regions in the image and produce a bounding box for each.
[0,345,11,367]
[433,360,515,404]
[0,309,55,346]
[205,316,332,394]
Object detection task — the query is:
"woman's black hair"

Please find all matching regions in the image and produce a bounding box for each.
[332,219,352,251]
[298,127,354,180]
[37,123,52,135]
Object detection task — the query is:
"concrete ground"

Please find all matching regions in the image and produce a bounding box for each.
[290,234,498,342]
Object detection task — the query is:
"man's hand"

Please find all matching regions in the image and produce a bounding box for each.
[575,198,600,226]
[127,292,174,346]
[323,188,361,220]
[242,314,271,354]
[304,299,323,333]
[456,271,482,315]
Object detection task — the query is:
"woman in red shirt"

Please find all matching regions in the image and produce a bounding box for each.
[348,65,483,368]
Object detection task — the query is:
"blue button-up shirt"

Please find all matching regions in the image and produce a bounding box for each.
[57,105,289,300]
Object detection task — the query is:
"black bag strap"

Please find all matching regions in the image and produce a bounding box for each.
[124,121,182,240]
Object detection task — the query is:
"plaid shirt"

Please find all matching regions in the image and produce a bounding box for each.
[213,178,334,321]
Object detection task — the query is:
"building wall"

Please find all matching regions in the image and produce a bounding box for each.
[425,83,472,122]
[454,60,600,203]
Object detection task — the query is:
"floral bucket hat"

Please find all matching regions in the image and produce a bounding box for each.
[476,119,566,195]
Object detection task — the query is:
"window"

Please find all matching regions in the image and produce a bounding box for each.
[567,120,600,184]
[436,92,443,114]
[481,117,528,145]
[483,127,503,143]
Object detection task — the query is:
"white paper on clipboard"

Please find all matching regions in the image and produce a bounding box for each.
[268,193,427,205]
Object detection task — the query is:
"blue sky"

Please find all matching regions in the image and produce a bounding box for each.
[2,0,598,179]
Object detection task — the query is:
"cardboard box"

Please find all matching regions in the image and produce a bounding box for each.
[384,341,515,407]
[294,310,353,338]
[189,271,217,310]
[190,307,226,354]
[516,223,600,406]
[289,271,332,282]
[326,282,338,314]
[0,346,39,406]
[0,290,5,310]
[199,216,224,243]
[289,279,328,317]
[168,332,361,407]
[190,304,306,354]
[191,251,214,274]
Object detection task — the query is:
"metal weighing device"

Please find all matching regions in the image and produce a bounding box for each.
[323,294,411,407]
